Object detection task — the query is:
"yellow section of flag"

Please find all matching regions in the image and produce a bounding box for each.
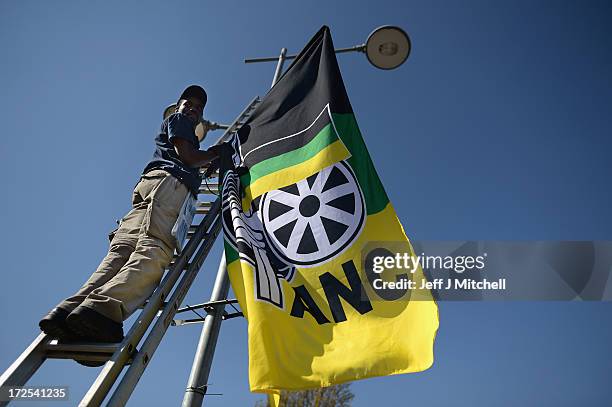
[227,202,439,392]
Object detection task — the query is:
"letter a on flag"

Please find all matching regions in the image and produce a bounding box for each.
[220,26,439,394]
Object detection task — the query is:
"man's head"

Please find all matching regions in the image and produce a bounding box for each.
[176,85,207,124]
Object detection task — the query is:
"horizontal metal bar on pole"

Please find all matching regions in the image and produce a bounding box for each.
[176,299,239,314]
[244,44,366,64]
[172,318,205,326]
[222,312,244,320]
[172,311,243,327]
[244,55,292,63]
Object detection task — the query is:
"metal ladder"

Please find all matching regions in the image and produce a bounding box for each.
[0,97,261,407]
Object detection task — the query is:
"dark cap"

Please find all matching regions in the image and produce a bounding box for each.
[178,85,207,107]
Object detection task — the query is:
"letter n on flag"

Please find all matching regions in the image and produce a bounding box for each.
[220,25,439,395]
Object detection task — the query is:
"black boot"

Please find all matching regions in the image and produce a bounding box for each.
[66,306,124,343]
[39,307,77,341]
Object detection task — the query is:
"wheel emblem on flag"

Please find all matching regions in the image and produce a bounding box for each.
[261,161,365,267]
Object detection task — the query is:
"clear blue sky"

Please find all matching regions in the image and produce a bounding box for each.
[1,1,611,406]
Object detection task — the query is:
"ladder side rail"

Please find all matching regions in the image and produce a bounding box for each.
[0,204,217,406]
[0,97,259,407]
[0,333,49,407]
[83,96,258,406]
[211,96,260,146]
[79,199,221,407]
[106,215,222,406]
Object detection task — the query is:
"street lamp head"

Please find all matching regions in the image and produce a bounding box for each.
[364,25,411,70]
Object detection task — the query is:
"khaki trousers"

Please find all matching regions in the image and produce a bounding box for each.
[56,169,189,323]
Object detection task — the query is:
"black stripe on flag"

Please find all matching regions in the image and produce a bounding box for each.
[240,104,333,167]
[238,26,353,168]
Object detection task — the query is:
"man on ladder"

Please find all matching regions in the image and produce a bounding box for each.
[38,85,224,362]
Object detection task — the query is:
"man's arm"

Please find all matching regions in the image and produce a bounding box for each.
[172,138,218,168]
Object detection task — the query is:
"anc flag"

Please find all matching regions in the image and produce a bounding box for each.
[221,26,438,394]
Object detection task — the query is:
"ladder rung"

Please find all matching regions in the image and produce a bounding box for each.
[195,201,212,215]
[168,260,190,270]
[186,228,207,238]
[46,341,120,355]
[44,341,132,364]
[186,225,206,238]
[199,169,219,176]
[198,185,219,194]
[139,300,169,310]
[46,352,120,364]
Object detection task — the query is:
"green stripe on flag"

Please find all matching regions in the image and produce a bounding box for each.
[224,239,240,264]
[240,122,339,188]
[332,113,389,215]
